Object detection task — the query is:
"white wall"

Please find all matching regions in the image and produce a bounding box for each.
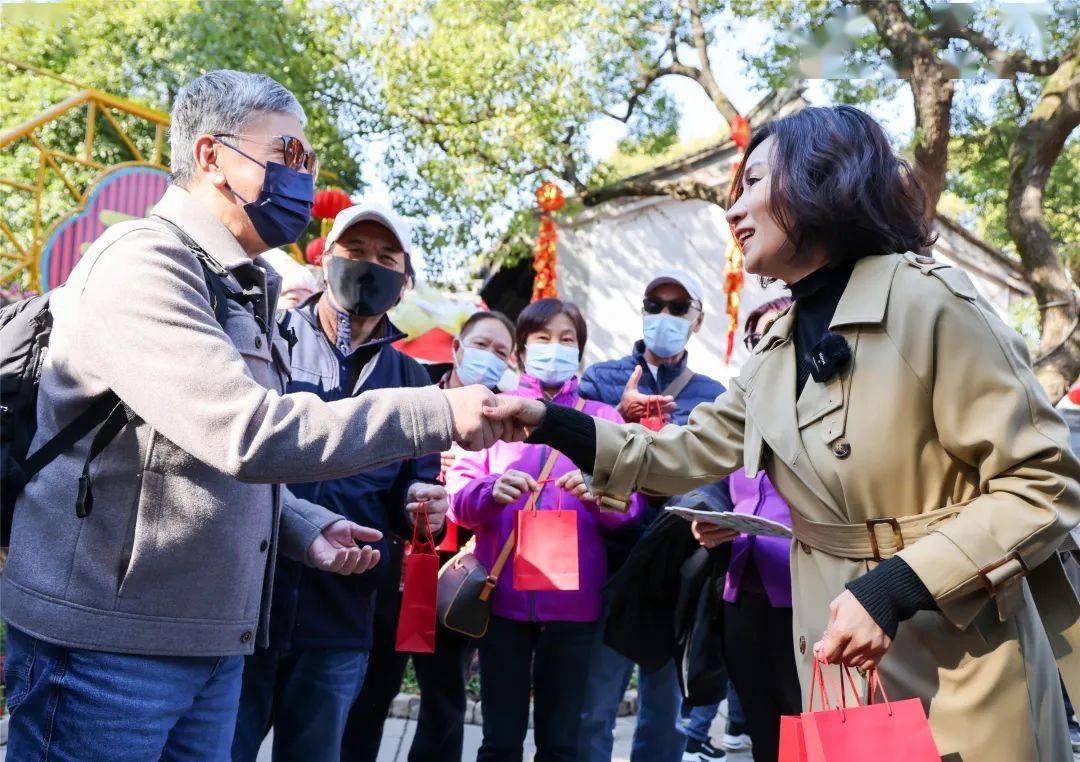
[558,196,1024,383]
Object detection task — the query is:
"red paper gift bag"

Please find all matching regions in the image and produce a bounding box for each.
[791,662,939,762]
[640,398,666,432]
[778,715,808,762]
[395,502,438,653]
[513,487,579,591]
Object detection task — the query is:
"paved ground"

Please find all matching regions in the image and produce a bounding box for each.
[255,699,753,762]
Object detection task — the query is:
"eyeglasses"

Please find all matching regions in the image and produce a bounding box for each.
[643,296,700,317]
[213,133,319,175]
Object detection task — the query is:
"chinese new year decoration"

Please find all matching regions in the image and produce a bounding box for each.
[729,114,751,150]
[723,112,751,362]
[307,187,353,266]
[312,187,353,236]
[532,181,565,302]
[305,236,326,266]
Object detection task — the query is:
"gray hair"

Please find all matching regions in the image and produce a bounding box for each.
[169,70,307,186]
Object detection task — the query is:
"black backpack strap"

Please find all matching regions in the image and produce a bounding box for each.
[20,391,119,480]
[75,399,137,519]
[151,214,241,327]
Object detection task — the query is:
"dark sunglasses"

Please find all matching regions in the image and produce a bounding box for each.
[213,133,319,174]
[643,296,700,317]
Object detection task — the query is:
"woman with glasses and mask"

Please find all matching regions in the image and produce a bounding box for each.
[446,298,644,762]
[489,105,1080,761]
[690,296,800,762]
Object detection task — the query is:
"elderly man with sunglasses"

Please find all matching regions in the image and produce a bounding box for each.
[1,70,501,761]
[576,270,737,762]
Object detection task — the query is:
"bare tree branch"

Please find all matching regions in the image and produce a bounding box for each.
[581,178,729,208]
[930,26,1061,78]
[686,0,739,122]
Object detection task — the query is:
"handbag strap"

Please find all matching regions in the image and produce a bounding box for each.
[661,365,695,399]
[479,397,585,600]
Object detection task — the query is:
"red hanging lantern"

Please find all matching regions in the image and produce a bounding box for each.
[536,181,565,213]
[729,114,750,150]
[1069,385,1080,406]
[312,188,353,221]
[531,183,563,302]
[305,236,326,266]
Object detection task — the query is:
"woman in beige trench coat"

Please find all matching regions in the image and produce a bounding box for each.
[488,105,1080,761]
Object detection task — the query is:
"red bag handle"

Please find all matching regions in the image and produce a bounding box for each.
[410,500,436,554]
[807,659,834,713]
[867,668,895,717]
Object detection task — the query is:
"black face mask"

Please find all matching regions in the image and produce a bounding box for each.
[326,256,405,317]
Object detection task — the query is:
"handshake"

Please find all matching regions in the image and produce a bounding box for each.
[442,386,550,450]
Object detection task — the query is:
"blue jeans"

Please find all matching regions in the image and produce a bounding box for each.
[231,647,369,762]
[577,634,685,762]
[681,682,746,743]
[3,624,243,761]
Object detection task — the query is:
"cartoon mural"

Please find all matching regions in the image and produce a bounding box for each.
[39,164,169,291]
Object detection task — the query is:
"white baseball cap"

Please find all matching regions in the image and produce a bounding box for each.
[324,201,414,255]
[645,269,704,305]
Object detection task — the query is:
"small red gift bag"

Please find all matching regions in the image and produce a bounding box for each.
[395,502,439,653]
[778,714,808,762]
[513,486,580,591]
[640,397,666,431]
[782,661,940,762]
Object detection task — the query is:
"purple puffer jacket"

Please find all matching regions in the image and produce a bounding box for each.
[446,374,644,623]
[723,471,793,607]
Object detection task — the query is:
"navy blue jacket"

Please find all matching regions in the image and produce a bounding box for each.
[268,295,439,651]
[580,341,732,572]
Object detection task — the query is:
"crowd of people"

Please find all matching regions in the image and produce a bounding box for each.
[3,67,1080,762]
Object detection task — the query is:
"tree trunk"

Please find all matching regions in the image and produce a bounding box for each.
[1007,33,1080,402]
[909,58,954,226]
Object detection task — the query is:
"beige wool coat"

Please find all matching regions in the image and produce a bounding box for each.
[589,252,1080,761]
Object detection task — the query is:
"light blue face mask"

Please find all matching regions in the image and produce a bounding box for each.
[456,346,509,389]
[524,343,579,387]
[643,313,693,359]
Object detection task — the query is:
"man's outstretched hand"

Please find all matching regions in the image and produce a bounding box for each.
[618,366,676,423]
[481,394,547,442]
[307,520,382,575]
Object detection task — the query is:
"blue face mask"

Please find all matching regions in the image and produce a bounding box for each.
[456,346,509,389]
[643,313,692,358]
[525,343,579,387]
[218,139,314,249]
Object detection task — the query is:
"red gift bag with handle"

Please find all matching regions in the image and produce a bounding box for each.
[778,714,808,762]
[783,661,940,762]
[640,397,666,431]
[514,484,579,591]
[395,502,438,653]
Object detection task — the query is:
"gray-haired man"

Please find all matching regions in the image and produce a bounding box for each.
[1,70,499,760]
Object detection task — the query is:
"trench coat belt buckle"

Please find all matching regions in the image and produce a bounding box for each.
[788,505,962,562]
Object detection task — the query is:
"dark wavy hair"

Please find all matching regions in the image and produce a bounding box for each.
[729,105,935,264]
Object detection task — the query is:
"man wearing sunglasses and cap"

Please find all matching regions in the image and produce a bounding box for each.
[1,70,502,761]
[577,270,737,762]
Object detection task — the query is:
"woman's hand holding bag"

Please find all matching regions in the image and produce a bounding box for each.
[779,661,939,762]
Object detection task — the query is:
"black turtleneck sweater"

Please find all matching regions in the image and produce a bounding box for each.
[530,260,935,638]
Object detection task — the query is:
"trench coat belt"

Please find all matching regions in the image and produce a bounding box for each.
[789,506,1080,710]
[787,504,963,562]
